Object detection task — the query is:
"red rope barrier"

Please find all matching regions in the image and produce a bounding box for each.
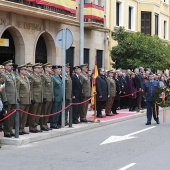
[0,93,97,121]
[120,90,143,98]
[0,109,16,122]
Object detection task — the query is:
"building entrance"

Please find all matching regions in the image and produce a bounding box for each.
[0,29,15,64]
[35,35,47,64]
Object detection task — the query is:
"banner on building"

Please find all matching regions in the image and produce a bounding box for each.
[0,38,9,47]
[26,0,76,14]
[84,3,104,22]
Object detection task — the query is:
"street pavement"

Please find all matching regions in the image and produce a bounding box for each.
[0,108,170,170]
[0,107,145,145]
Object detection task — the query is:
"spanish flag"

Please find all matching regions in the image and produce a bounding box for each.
[90,58,98,109]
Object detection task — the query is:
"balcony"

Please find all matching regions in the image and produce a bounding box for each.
[84,3,105,30]
[0,0,78,25]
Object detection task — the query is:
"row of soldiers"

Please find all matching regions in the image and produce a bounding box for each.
[0,60,91,137]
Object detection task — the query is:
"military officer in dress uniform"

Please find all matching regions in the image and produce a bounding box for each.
[105,70,116,116]
[65,63,72,125]
[143,72,159,125]
[72,66,82,124]
[80,64,91,122]
[1,60,17,137]
[28,63,43,133]
[40,63,53,131]
[16,64,31,135]
[50,65,63,129]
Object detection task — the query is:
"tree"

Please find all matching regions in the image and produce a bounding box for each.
[110,27,170,72]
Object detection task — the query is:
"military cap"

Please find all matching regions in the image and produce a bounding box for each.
[73,66,81,70]
[13,64,18,69]
[2,60,13,66]
[18,64,27,69]
[43,62,52,67]
[65,63,70,68]
[52,65,62,70]
[26,62,33,67]
[108,70,114,73]
[80,63,88,68]
[33,63,42,68]
[0,65,4,69]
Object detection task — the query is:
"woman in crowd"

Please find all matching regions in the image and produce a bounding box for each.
[128,72,137,111]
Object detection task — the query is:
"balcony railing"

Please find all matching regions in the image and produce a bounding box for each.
[84,3,104,25]
[6,0,76,17]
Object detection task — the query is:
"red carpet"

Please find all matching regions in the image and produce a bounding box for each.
[87,113,134,122]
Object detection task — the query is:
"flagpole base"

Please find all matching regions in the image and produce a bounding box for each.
[91,118,100,123]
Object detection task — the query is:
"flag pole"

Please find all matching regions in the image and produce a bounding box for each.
[92,92,100,123]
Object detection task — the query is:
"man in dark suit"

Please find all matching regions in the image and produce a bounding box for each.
[134,68,143,112]
[143,72,159,125]
[72,66,82,124]
[96,68,108,118]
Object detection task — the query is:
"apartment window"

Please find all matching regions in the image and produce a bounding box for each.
[66,47,74,70]
[96,50,103,68]
[98,0,102,6]
[155,14,159,35]
[128,7,132,29]
[84,48,89,65]
[141,12,151,35]
[116,2,120,26]
[164,20,167,39]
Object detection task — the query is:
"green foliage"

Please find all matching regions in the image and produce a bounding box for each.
[111,27,170,71]
[153,87,170,107]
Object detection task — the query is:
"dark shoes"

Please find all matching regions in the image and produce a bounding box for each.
[4,134,12,138]
[72,120,80,124]
[29,129,42,133]
[156,120,160,124]
[50,126,60,129]
[80,119,89,123]
[106,113,113,116]
[145,122,151,125]
[41,128,49,131]
[97,115,103,118]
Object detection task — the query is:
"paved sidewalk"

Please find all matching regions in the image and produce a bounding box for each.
[0,108,146,146]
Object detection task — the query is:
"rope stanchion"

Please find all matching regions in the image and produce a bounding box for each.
[0,93,97,122]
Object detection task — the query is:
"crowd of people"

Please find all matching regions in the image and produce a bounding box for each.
[0,61,168,140]
[95,67,168,125]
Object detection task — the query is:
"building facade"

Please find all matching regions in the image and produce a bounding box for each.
[108,0,170,69]
[0,0,109,70]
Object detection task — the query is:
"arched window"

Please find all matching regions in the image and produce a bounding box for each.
[0,29,15,64]
[35,35,47,64]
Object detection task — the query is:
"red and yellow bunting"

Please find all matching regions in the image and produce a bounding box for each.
[26,0,76,14]
[84,3,104,22]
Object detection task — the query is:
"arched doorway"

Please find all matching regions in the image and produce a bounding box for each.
[35,35,47,64]
[0,29,15,64]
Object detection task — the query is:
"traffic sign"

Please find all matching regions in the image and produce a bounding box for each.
[55,28,73,49]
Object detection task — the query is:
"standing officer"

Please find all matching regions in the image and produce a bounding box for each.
[1,60,17,137]
[72,66,82,124]
[29,63,43,133]
[65,63,72,125]
[105,70,116,116]
[80,64,91,122]
[50,65,63,129]
[16,64,31,135]
[40,63,53,131]
[143,72,159,125]
[96,68,108,118]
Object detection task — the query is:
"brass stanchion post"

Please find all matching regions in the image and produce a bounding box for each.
[92,93,100,123]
